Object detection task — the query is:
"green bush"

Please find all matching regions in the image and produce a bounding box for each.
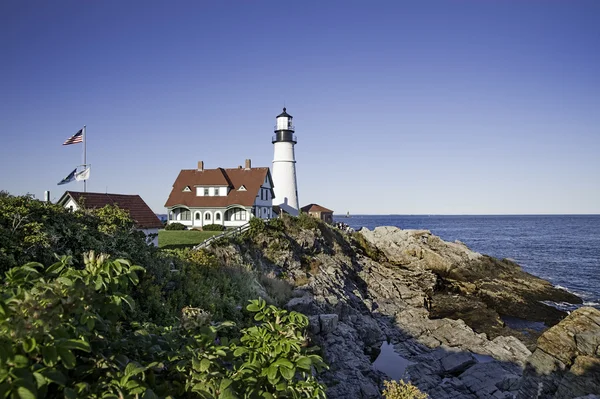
[0,256,327,398]
[297,213,320,230]
[245,217,267,238]
[382,380,429,399]
[269,217,285,232]
[165,222,186,231]
[0,192,154,274]
[201,224,225,231]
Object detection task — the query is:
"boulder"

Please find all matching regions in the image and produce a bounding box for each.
[520,307,600,398]
[441,352,477,374]
[319,314,339,334]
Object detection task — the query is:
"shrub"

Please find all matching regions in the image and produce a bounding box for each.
[0,193,155,274]
[269,217,285,232]
[245,217,267,237]
[260,271,293,306]
[165,222,186,230]
[201,223,225,231]
[0,256,328,398]
[297,212,320,230]
[382,380,429,399]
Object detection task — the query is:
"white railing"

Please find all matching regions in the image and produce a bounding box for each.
[193,222,251,250]
[274,125,295,131]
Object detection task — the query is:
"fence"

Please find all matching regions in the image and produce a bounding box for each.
[193,222,251,250]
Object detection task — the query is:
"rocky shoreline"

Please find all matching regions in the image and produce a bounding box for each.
[208,221,600,398]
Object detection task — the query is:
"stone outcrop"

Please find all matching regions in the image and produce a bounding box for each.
[360,226,582,335]
[207,220,598,398]
[519,307,600,398]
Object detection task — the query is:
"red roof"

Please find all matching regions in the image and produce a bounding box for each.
[301,203,334,213]
[59,191,163,229]
[164,167,273,208]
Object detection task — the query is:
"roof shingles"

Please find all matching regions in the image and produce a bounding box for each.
[63,192,163,229]
[164,167,272,209]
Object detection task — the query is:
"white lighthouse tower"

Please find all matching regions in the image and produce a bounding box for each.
[272,107,299,216]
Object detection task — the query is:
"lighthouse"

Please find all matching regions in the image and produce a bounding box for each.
[272,107,299,216]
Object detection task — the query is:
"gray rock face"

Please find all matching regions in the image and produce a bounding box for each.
[441,352,477,374]
[207,221,598,399]
[519,307,600,399]
[360,226,582,334]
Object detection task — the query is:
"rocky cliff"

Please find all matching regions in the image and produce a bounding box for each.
[206,218,598,398]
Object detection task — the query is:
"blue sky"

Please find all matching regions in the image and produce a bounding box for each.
[1,1,598,214]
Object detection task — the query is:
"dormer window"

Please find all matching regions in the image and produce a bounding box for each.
[238,185,247,191]
[204,188,209,196]
[183,186,191,192]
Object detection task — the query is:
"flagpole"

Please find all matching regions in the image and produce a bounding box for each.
[83,125,87,193]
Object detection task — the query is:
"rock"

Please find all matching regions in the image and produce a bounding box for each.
[459,362,521,398]
[285,293,318,315]
[319,314,339,334]
[360,226,582,334]
[520,307,600,398]
[308,315,320,335]
[206,220,595,399]
[576,331,600,356]
[441,352,477,374]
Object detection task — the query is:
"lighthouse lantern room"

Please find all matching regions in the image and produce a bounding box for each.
[272,107,299,216]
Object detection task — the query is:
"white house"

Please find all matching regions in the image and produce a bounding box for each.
[57,191,164,246]
[164,159,274,228]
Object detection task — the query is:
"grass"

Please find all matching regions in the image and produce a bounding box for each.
[158,230,222,249]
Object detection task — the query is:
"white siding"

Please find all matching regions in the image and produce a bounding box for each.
[140,228,159,246]
[64,198,79,211]
[272,141,299,215]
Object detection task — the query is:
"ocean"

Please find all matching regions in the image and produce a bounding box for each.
[333,215,600,309]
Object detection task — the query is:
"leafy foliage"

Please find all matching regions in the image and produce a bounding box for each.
[296,214,320,231]
[0,257,327,398]
[268,218,285,232]
[137,248,258,324]
[201,224,225,232]
[0,194,329,397]
[382,380,429,399]
[246,218,268,237]
[0,193,152,274]
[164,222,186,231]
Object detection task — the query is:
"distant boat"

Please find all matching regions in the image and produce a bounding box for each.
[345,211,350,218]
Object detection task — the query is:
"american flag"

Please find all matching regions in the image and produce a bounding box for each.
[63,129,83,145]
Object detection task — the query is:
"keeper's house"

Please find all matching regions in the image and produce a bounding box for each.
[57,191,164,246]
[164,159,274,228]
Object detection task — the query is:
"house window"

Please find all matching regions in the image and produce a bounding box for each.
[215,213,221,221]
[234,209,246,221]
[204,188,209,196]
[195,212,201,220]
[213,188,219,196]
[205,212,211,220]
[177,209,190,220]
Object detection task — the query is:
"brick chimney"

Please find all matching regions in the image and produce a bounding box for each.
[197,161,204,171]
[245,159,251,170]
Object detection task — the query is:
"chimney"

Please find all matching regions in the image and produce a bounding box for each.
[197,161,204,171]
[44,191,50,202]
[245,159,251,170]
